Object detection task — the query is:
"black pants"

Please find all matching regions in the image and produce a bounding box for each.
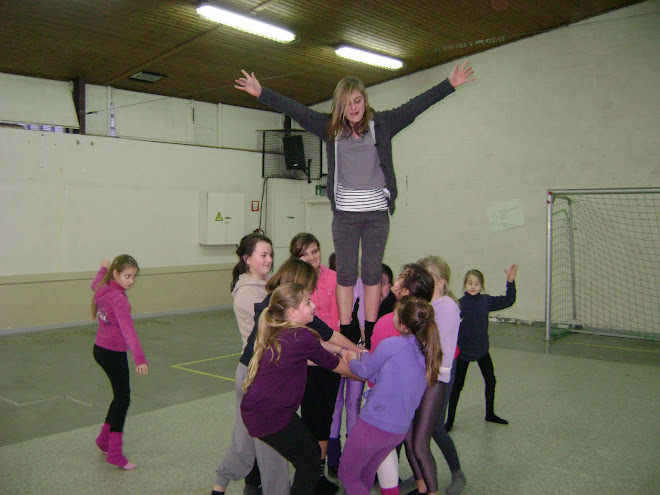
[301,366,341,442]
[259,414,321,495]
[404,382,448,493]
[447,353,497,424]
[93,344,131,432]
[431,362,461,472]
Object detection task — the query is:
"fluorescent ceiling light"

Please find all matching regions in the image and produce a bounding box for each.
[335,46,403,70]
[196,4,295,43]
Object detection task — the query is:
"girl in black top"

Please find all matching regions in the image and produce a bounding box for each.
[445,265,518,432]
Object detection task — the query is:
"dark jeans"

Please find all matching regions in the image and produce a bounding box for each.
[259,414,321,495]
[93,344,131,432]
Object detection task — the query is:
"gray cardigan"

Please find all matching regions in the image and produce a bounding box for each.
[258,79,455,214]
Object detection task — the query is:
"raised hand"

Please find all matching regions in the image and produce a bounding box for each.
[101,259,110,268]
[505,264,518,282]
[448,60,476,88]
[234,70,262,98]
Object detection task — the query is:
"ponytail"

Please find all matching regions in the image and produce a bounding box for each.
[395,296,442,386]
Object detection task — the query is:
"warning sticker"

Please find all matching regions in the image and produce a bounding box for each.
[215,212,223,221]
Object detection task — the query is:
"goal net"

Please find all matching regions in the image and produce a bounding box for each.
[545,188,660,341]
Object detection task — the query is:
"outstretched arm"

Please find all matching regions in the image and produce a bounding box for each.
[235,69,328,138]
[487,265,518,311]
[448,60,476,88]
[234,70,262,98]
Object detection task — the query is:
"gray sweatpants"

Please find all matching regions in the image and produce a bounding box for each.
[215,363,291,495]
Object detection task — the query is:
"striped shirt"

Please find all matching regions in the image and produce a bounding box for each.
[335,183,389,212]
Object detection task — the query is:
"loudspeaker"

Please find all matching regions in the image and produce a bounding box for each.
[282,135,306,170]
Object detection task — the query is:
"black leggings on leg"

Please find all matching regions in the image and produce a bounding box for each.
[432,363,461,473]
[93,344,131,432]
[403,382,447,493]
[259,414,321,495]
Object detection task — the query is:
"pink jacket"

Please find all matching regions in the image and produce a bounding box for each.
[92,267,147,366]
[311,265,340,332]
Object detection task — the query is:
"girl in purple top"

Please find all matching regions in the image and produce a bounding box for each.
[91,254,148,470]
[404,256,466,495]
[240,283,351,495]
[338,296,441,495]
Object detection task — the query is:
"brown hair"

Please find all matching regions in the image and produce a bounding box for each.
[289,232,320,259]
[463,269,485,292]
[397,264,434,302]
[231,234,273,291]
[243,283,319,392]
[395,295,442,386]
[91,254,139,320]
[327,77,374,140]
[266,258,318,295]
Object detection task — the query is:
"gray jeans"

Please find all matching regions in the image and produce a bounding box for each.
[332,210,389,286]
[215,363,291,495]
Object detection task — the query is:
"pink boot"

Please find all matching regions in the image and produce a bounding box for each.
[106,432,137,470]
[95,423,111,453]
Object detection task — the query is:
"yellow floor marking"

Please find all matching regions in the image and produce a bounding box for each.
[170,353,241,381]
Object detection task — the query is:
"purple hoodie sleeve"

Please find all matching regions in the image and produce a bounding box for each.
[434,298,461,383]
[91,267,108,291]
[112,298,147,366]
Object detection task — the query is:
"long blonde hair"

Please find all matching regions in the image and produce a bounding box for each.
[418,255,458,303]
[327,77,374,140]
[243,283,319,392]
[91,254,139,320]
[396,295,442,386]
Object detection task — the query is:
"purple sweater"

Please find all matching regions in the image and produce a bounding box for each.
[349,334,427,434]
[241,327,340,437]
[433,296,461,383]
[92,267,147,366]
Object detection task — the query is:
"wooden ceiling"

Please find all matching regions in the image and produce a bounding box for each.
[0,0,643,110]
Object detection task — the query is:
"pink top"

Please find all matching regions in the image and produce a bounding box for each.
[311,265,340,332]
[371,312,398,352]
[92,267,147,366]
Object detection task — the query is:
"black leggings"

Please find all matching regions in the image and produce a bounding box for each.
[301,366,341,442]
[93,344,131,432]
[404,382,447,493]
[447,353,497,424]
[259,413,321,495]
[431,363,461,473]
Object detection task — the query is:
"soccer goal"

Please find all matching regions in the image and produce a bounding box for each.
[545,188,660,341]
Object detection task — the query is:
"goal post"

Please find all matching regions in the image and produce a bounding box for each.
[545,188,660,341]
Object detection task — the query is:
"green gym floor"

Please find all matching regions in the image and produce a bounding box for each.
[1,311,658,495]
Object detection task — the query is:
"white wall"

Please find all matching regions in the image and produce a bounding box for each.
[312,1,660,321]
[0,129,267,275]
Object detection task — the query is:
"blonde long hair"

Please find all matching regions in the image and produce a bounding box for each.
[396,295,442,386]
[418,255,458,303]
[243,283,319,392]
[327,77,374,140]
[91,254,139,320]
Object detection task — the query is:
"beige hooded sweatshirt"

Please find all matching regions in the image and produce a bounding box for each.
[232,273,269,350]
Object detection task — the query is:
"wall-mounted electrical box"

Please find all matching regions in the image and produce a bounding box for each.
[199,192,244,245]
